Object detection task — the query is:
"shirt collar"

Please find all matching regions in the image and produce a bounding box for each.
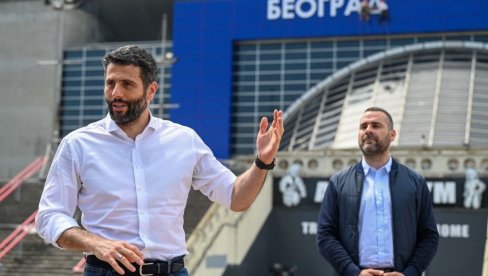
[104,111,160,134]
[362,155,392,175]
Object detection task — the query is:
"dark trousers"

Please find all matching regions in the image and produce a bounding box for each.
[84,264,189,276]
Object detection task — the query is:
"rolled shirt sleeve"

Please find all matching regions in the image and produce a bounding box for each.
[35,138,81,248]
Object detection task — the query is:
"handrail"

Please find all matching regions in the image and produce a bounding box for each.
[0,210,37,260]
[72,257,86,273]
[0,157,48,203]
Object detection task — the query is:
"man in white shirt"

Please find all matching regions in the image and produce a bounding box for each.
[35,45,284,276]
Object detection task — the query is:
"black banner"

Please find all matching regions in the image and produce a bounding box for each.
[273,175,488,209]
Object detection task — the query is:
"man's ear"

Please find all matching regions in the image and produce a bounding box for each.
[390,129,397,141]
[146,81,158,101]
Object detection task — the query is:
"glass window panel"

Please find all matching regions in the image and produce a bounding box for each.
[337,40,359,48]
[260,53,282,60]
[259,84,281,91]
[63,63,81,69]
[61,119,80,126]
[64,50,83,59]
[474,35,488,42]
[236,54,256,62]
[84,79,104,86]
[85,60,102,67]
[310,41,333,49]
[311,62,333,69]
[234,64,256,71]
[233,94,255,102]
[234,74,255,82]
[233,115,255,124]
[82,119,98,125]
[285,52,307,60]
[84,99,103,106]
[285,63,307,70]
[62,89,81,97]
[284,83,307,90]
[86,50,107,58]
[63,80,81,87]
[63,70,82,78]
[62,99,81,107]
[285,94,303,102]
[236,44,257,52]
[259,63,281,71]
[390,38,415,46]
[260,44,281,51]
[417,36,442,42]
[85,70,104,77]
[234,105,255,113]
[311,51,333,59]
[337,61,352,69]
[234,85,255,92]
[364,49,382,57]
[337,50,359,58]
[61,110,79,116]
[444,35,471,41]
[310,72,329,80]
[260,74,281,81]
[363,40,387,47]
[83,109,103,116]
[284,73,307,81]
[85,89,102,97]
[257,105,278,113]
[231,136,255,145]
[285,43,307,50]
[258,94,281,102]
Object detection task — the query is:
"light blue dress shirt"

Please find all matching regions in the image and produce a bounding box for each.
[359,157,394,268]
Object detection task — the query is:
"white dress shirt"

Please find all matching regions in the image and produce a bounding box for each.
[35,114,237,260]
[359,157,394,268]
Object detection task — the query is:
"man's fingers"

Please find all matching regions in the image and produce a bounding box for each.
[259,117,268,134]
[123,244,144,265]
[109,258,126,275]
[117,255,136,272]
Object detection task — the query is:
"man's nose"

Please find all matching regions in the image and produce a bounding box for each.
[111,84,123,97]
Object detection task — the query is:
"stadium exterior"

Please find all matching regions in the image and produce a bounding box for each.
[170,0,488,275]
[1,0,488,275]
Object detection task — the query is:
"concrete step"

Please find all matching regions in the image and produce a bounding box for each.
[0,183,212,275]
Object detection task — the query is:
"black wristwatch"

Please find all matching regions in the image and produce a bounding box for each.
[254,156,276,170]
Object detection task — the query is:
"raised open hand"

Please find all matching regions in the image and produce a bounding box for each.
[256,110,284,164]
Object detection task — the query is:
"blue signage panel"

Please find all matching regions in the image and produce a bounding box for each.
[172,0,488,158]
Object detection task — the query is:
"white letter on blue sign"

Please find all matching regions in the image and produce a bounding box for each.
[330,0,344,17]
[344,0,360,16]
[268,0,281,20]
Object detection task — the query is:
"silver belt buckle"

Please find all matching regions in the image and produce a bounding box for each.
[139,262,154,276]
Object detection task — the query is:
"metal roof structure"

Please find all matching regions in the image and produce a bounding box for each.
[280,41,488,152]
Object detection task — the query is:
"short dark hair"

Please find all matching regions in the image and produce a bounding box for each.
[102,45,158,90]
[364,106,394,130]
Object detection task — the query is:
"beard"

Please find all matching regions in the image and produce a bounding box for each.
[359,133,390,156]
[106,93,148,125]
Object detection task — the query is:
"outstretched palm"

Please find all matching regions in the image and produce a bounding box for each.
[256,110,284,164]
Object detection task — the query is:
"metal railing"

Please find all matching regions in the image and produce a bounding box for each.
[0,157,48,203]
[72,257,85,273]
[0,210,37,260]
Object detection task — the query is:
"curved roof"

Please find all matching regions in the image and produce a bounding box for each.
[280,41,488,152]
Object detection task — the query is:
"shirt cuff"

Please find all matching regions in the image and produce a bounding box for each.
[403,265,420,276]
[344,262,361,276]
[50,217,80,249]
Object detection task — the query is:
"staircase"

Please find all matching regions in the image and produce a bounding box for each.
[0,180,213,275]
[0,180,83,276]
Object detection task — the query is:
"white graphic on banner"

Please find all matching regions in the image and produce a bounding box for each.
[463,168,486,209]
[279,164,307,207]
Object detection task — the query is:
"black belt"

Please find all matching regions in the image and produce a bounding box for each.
[85,255,185,276]
[372,267,395,272]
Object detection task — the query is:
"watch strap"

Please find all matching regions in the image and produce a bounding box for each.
[255,156,276,170]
